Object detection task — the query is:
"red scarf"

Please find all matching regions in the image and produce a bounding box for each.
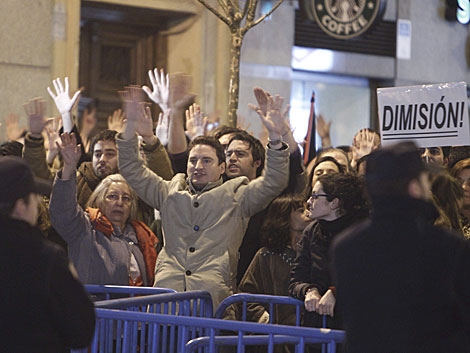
[86,208,158,285]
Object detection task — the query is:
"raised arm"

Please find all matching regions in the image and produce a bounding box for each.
[316,114,333,149]
[251,87,306,193]
[137,104,175,180]
[167,73,195,154]
[251,87,297,153]
[238,95,290,217]
[117,86,173,209]
[107,108,126,133]
[185,103,208,141]
[47,77,81,133]
[49,132,92,246]
[57,132,82,180]
[23,97,55,180]
[142,67,169,113]
[4,113,26,142]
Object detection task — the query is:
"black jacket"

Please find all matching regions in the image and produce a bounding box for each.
[331,197,470,353]
[289,212,361,329]
[0,216,95,352]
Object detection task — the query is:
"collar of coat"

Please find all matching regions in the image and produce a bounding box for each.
[78,162,102,190]
[86,207,158,285]
[187,176,223,194]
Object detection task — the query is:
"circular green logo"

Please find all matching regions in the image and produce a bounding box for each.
[311,0,385,39]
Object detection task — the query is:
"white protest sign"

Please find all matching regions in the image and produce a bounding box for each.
[377,82,469,148]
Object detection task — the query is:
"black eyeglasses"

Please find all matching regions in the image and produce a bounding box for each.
[105,193,132,204]
[310,193,329,200]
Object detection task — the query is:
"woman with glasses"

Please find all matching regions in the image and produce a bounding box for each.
[50,133,158,286]
[289,172,369,352]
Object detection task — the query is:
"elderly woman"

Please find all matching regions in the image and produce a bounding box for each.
[50,133,158,286]
[289,172,369,352]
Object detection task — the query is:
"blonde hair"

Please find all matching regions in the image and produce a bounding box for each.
[86,174,138,221]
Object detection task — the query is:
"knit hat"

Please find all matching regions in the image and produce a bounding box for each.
[0,156,51,204]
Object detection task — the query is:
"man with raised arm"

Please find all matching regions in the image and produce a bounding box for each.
[116,85,289,309]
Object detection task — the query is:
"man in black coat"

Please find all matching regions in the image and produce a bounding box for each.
[331,141,470,353]
[0,156,95,352]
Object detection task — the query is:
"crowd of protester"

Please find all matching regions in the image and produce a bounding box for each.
[1,68,470,352]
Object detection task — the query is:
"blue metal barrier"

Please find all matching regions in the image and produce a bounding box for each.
[215,293,334,353]
[85,284,176,301]
[94,290,213,318]
[214,293,304,325]
[78,308,344,353]
[71,291,214,353]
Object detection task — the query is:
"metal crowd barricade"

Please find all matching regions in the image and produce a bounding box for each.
[214,293,332,353]
[71,290,214,353]
[85,284,177,301]
[94,290,213,317]
[82,309,344,353]
[214,293,304,325]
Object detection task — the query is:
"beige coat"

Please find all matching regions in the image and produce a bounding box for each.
[117,135,289,309]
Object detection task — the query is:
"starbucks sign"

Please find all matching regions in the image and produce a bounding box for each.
[302,0,386,40]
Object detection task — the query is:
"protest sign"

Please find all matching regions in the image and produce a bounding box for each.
[377,82,469,147]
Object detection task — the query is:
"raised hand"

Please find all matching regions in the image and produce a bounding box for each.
[255,95,290,140]
[47,77,81,132]
[119,85,147,140]
[248,86,270,116]
[168,73,195,109]
[352,128,379,162]
[135,104,156,143]
[107,108,126,133]
[185,103,208,141]
[23,97,52,136]
[156,109,171,146]
[316,114,331,140]
[58,132,81,179]
[5,113,26,141]
[45,117,61,165]
[142,68,169,112]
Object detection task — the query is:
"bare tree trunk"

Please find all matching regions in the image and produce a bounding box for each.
[228,29,243,127]
[196,0,284,127]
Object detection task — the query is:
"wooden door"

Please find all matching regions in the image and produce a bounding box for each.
[79,2,172,131]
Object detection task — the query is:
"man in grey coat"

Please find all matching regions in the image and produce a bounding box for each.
[116,86,289,309]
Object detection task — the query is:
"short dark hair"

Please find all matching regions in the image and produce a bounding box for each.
[318,172,369,219]
[366,141,426,198]
[448,146,470,170]
[90,130,118,154]
[211,125,243,140]
[305,156,346,200]
[261,194,306,253]
[228,132,265,177]
[189,136,226,165]
[441,146,451,159]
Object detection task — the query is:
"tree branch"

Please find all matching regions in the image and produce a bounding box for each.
[216,0,230,17]
[249,0,284,29]
[197,0,232,26]
[241,0,253,20]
